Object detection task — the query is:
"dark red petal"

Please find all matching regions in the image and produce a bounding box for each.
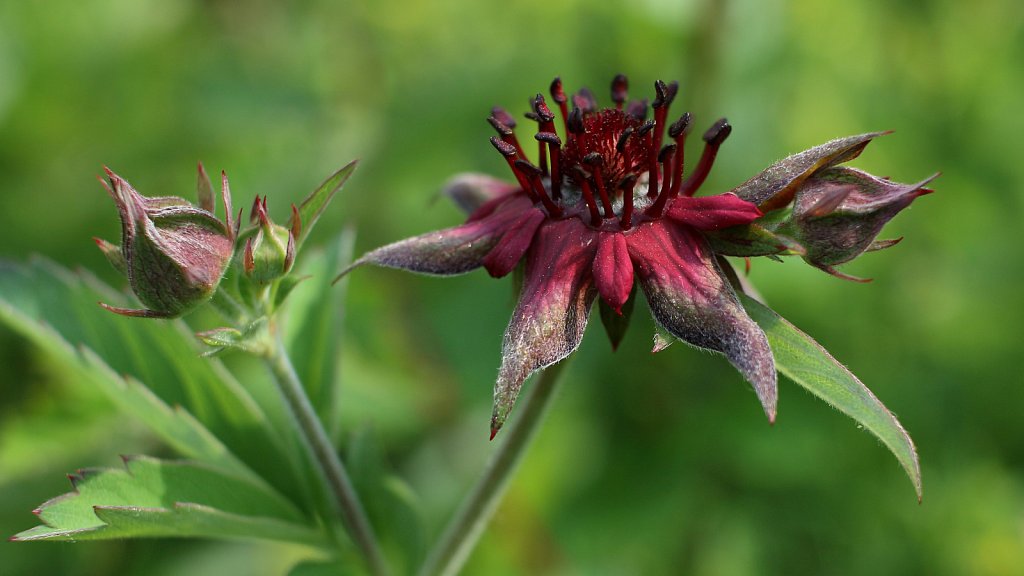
[491,218,599,434]
[483,207,546,278]
[336,193,533,280]
[666,193,763,230]
[627,221,777,421]
[592,232,633,313]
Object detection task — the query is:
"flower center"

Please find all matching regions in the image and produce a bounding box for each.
[488,75,732,231]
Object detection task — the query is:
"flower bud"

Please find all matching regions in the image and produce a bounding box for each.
[97,165,236,318]
[778,167,935,277]
[241,197,298,284]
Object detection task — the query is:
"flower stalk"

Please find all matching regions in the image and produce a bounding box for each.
[417,361,568,576]
[264,332,389,576]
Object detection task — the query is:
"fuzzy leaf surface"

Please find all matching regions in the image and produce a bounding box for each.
[739,293,922,499]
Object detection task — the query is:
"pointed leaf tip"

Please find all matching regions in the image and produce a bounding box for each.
[739,294,922,499]
[297,160,358,247]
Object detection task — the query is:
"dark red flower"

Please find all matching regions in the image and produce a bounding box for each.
[342,75,932,437]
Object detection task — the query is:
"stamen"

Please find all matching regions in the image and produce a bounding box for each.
[649,80,678,200]
[491,106,518,129]
[567,106,585,134]
[573,87,597,113]
[626,98,648,120]
[524,109,548,175]
[618,173,638,229]
[611,74,628,110]
[616,127,634,154]
[529,95,557,176]
[488,114,526,158]
[536,131,563,200]
[491,136,537,203]
[630,118,655,177]
[515,159,562,216]
[583,153,614,218]
[572,166,602,226]
[646,144,677,218]
[658,144,678,192]
[678,118,731,198]
[549,77,569,135]
[668,112,693,197]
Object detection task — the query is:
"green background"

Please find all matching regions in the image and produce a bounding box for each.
[1,0,1022,574]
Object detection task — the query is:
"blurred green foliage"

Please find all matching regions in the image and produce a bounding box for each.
[1,0,1022,574]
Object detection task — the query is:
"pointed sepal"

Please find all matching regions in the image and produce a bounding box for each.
[336,194,533,282]
[491,218,598,435]
[730,132,888,210]
[628,222,777,422]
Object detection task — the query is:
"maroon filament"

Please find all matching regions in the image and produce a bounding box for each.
[669,113,693,197]
[678,118,731,198]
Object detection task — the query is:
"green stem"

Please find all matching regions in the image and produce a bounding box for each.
[265,333,390,576]
[417,362,568,576]
[209,288,247,324]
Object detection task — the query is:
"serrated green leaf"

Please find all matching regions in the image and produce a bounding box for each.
[285,229,355,440]
[297,161,357,248]
[12,456,325,546]
[739,293,922,499]
[0,258,305,501]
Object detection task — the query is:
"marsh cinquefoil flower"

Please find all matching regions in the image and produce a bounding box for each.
[343,75,933,437]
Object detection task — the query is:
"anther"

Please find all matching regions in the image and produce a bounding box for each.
[567,106,585,134]
[658,143,677,165]
[491,136,537,203]
[616,127,634,154]
[487,115,514,136]
[626,98,648,120]
[669,112,692,139]
[550,77,569,134]
[652,80,670,108]
[489,110,526,158]
[611,74,628,109]
[702,117,732,146]
[532,94,556,123]
[573,87,597,114]
[635,120,655,137]
[491,106,517,129]
[678,118,731,197]
[669,112,693,197]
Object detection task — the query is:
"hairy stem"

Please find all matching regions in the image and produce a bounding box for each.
[417,362,568,576]
[265,333,389,576]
